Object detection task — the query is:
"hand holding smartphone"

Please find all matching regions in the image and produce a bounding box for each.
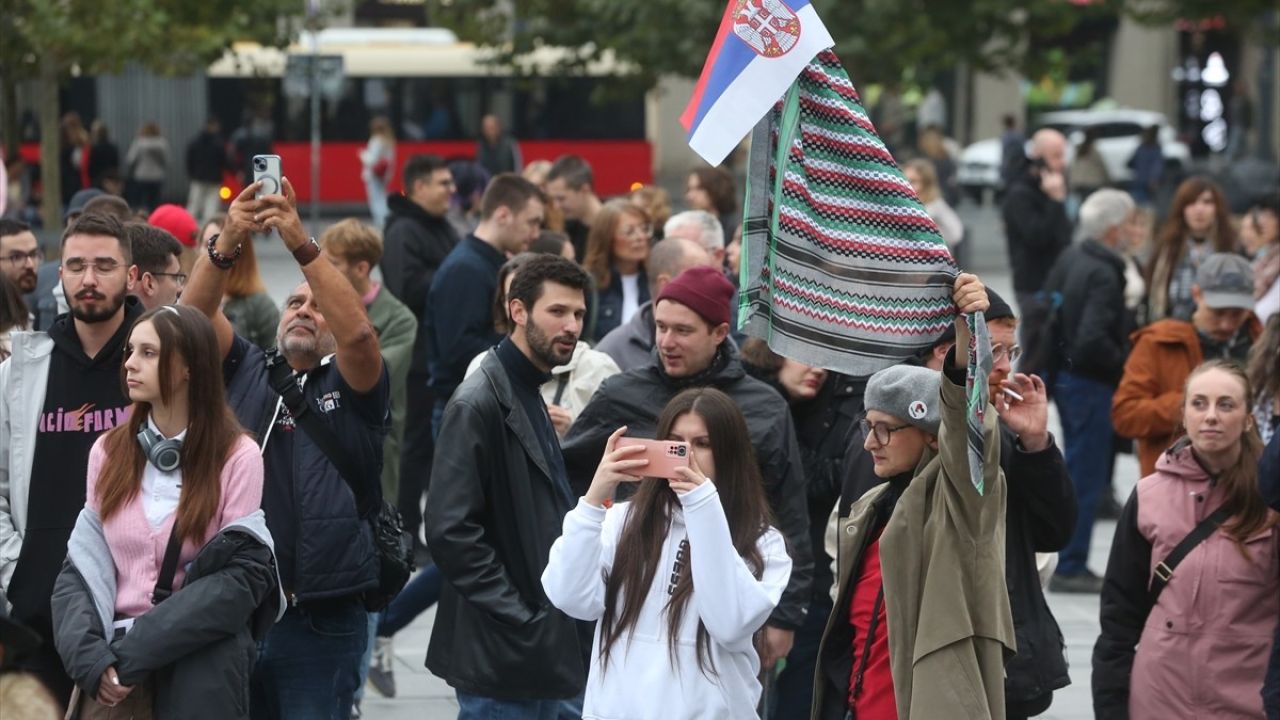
[252,155,282,198]
[618,438,691,480]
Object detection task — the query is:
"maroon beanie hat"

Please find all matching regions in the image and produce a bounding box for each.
[654,266,735,327]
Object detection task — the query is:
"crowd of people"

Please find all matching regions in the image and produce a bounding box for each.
[0,111,1278,720]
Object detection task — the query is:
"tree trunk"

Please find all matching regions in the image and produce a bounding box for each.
[39,53,61,231]
[1,75,17,162]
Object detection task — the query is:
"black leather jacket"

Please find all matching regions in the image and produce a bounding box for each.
[424,351,588,700]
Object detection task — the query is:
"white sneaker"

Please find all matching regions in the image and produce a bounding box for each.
[367,636,397,698]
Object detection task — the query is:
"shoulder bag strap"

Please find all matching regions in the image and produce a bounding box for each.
[1148,505,1232,604]
[266,351,374,518]
[152,524,184,605]
[850,584,886,701]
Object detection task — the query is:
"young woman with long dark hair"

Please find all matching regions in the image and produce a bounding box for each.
[52,305,280,719]
[1147,176,1237,321]
[542,387,792,719]
[1094,359,1278,718]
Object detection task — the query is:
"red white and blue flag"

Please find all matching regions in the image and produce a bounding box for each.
[680,0,833,166]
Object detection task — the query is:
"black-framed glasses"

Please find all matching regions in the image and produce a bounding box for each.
[1,248,43,265]
[62,258,124,275]
[992,343,1023,364]
[859,418,912,445]
[152,271,188,286]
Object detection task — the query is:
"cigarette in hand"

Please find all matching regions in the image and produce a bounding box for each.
[1002,387,1024,402]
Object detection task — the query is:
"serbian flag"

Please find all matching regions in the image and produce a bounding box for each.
[681,0,833,166]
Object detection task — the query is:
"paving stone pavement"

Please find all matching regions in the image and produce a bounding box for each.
[249,201,1123,719]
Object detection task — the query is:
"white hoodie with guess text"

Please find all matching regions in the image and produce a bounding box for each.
[541,481,792,720]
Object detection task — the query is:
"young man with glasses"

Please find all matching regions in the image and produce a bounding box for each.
[0,212,141,702]
[124,222,186,310]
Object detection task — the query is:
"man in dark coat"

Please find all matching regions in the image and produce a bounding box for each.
[425,254,592,714]
[561,266,813,670]
[379,154,458,549]
[1001,128,1072,317]
[839,289,1077,719]
[1041,189,1137,594]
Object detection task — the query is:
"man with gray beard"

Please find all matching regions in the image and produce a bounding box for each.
[183,179,390,720]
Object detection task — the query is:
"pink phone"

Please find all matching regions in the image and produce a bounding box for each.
[618,438,691,479]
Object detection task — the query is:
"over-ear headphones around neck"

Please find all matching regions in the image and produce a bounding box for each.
[137,425,183,472]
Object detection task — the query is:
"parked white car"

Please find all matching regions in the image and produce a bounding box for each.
[957,108,1190,199]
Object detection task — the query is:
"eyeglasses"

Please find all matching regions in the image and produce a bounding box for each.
[859,418,912,445]
[992,343,1023,364]
[1,248,43,265]
[63,258,124,276]
[152,271,188,286]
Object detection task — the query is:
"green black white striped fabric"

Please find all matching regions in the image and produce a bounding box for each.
[739,50,993,494]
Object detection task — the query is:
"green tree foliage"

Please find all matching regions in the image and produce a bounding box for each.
[0,0,301,228]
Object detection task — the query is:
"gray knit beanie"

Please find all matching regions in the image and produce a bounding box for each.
[864,365,942,436]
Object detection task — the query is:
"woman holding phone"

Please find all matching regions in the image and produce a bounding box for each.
[542,387,792,719]
[51,305,280,719]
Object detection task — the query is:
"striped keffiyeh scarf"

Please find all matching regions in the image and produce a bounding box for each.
[739,50,993,493]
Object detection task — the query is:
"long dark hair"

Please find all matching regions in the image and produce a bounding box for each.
[597,388,774,675]
[1181,360,1274,550]
[1247,314,1280,409]
[96,305,246,544]
[1148,177,1235,300]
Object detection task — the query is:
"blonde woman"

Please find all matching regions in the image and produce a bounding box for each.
[904,158,965,262]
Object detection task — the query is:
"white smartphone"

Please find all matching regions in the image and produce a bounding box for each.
[252,154,282,198]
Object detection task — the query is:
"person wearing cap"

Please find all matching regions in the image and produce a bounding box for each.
[562,265,814,672]
[814,272,1022,720]
[836,285,1074,719]
[148,204,200,276]
[1113,252,1263,477]
[1038,189,1138,594]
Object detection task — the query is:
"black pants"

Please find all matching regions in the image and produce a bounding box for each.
[1264,624,1280,720]
[397,370,434,537]
[769,596,833,720]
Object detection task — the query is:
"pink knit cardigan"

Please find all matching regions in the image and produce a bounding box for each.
[85,434,264,619]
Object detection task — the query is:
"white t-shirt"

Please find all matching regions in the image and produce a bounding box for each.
[619,272,641,325]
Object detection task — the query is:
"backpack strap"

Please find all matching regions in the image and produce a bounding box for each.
[265,350,374,518]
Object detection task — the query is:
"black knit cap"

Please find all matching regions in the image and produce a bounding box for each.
[917,286,1015,356]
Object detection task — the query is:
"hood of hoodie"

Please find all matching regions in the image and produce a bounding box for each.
[387,193,450,227]
[47,295,142,369]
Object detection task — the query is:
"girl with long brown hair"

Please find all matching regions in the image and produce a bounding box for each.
[52,305,279,719]
[1095,359,1278,718]
[583,199,652,342]
[1147,176,1237,321]
[542,387,791,719]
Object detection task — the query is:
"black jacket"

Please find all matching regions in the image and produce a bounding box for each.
[185,130,228,184]
[1044,239,1131,385]
[561,346,814,630]
[52,528,279,720]
[1001,168,1072,294]
[424,351,588,700]
[381,194,461,374]
[839,421,1075,707]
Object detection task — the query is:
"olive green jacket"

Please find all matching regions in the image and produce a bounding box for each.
[814,365,1015,720]
[366,286,417,500]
